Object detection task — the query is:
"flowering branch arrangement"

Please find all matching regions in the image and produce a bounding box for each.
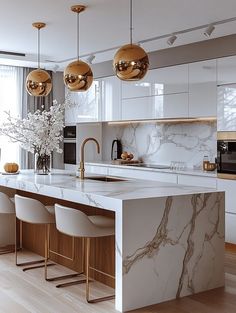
[0,100,65,156]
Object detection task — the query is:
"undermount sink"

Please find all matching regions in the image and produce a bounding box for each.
[86,176,127,182]
[126,163,170,169]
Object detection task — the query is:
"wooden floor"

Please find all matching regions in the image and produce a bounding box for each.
[0,246,235,313]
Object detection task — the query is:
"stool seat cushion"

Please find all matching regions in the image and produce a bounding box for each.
[46,205,55,215]
[55,204,115,238]
[0,192,15,214]
[88,215,115,228]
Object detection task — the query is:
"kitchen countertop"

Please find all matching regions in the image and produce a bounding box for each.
[0,169,217,211]
[85,161,217,178]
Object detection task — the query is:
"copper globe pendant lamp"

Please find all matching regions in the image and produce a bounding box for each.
[26,23,52,97]
[113,0,149,81]
[64,5,93,92]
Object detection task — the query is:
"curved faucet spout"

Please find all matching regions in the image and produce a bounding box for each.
[80,137,100,179]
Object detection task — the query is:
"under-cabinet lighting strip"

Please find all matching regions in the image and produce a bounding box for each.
[107,117,216,125]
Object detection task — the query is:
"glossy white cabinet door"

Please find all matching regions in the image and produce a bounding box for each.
[121,96,155,120]
[217,84,236,131]
[225,212,236,244]
[189,59,217,117]
[101,76,121,121]
[122,93,188,120]
[217,55,236,85]
[65,80,101,124]
[121,64,188,99]
[217,178,236,214]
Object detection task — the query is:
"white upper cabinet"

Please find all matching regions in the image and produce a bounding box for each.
[122,93,188,120]
[100,76,121,121]
[217,84,236,131]
[121,64,188,99]
[217,56,236,131]
[217,55,236,85]
[189,59,217,117]
[65,80,101,124]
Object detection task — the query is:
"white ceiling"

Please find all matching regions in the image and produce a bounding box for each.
[0,0,236,71]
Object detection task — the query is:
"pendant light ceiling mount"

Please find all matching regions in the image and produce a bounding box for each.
[26,22,52,97]
[63,4,93,92]
[113,0,149,81]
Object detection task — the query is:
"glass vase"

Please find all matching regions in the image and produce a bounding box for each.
[34,153,51,175]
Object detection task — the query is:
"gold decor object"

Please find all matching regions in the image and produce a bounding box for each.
[113,43,149,80]
[4,162,19,173]
[64,5,93,92]
[26,22,52,97]
[113,0,149,81]
[204,162,217,171]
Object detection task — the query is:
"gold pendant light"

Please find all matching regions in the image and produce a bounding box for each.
[64,5,93,92]
[26,22,52,97]
[113,0,149,81]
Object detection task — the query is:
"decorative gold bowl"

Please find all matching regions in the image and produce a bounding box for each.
[204,163,217,171]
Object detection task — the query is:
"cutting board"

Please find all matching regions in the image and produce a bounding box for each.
[111,159,141,165]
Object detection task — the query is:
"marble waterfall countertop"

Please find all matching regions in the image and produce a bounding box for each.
[0,169,218,211]
[0,169,224,312]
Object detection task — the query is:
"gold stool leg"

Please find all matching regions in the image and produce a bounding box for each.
[15,218,54,271]
[86,237,115,303]
[55,236,86,287]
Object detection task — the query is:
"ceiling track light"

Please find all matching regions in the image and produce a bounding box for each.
[26,22,52,97]
[167,34,177,46]
[113,0,149,81]
[64,5,93,92]
[86,54,95,64]
[204,24,215,37]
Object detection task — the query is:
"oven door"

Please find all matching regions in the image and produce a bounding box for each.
[64,140,76,164]
[217,140,236,174]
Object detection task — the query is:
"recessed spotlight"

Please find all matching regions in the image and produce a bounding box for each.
[167,35,177,46]
[204,24,215,37]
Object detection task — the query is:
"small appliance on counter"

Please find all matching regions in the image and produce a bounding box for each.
[217,131,236,179]
[111,139,122,160]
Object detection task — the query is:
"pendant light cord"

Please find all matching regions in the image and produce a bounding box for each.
[38,28,40,68]
[130,0,133,45]
[77,12,80,60]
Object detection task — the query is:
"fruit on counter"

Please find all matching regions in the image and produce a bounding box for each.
[4,162,19,173]
[121,151,128,160]
[121,151,134,160]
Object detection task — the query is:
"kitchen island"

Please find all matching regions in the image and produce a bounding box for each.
[0,170,224,312]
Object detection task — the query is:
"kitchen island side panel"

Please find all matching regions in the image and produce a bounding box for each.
[121,192,225,312]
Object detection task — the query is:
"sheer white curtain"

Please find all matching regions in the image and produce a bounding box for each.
[0,65,23,171]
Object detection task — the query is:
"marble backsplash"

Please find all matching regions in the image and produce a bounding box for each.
[102,121,217,169]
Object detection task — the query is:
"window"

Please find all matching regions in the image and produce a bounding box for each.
[0,65,22,171]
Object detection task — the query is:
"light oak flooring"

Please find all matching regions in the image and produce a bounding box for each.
[0,247,235,313]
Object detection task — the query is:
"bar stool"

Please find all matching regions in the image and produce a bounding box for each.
[14,194,84,283]
[0,192,15,255]
[55,203,115,303]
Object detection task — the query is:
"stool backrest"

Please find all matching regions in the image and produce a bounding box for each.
[55,204,100,238]
[0,192,15,214]
[15,195,54,224]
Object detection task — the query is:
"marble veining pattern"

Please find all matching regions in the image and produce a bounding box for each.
[102,121,216,168]
[122,192,224,310]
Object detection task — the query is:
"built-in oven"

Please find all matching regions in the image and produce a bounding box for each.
[217,131,236,179]
[63,126,76,165]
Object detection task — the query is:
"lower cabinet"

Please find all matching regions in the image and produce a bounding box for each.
[217,178,236,244]
[225,212,236,244]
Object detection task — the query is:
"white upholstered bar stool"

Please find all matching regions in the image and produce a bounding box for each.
[0,192,15,255]
[14,194,56,277]
[15,195,85,283]
[55,203,115,303]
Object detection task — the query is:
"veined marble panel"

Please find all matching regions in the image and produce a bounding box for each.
[121,192,224,312]
[102,121,216,169]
